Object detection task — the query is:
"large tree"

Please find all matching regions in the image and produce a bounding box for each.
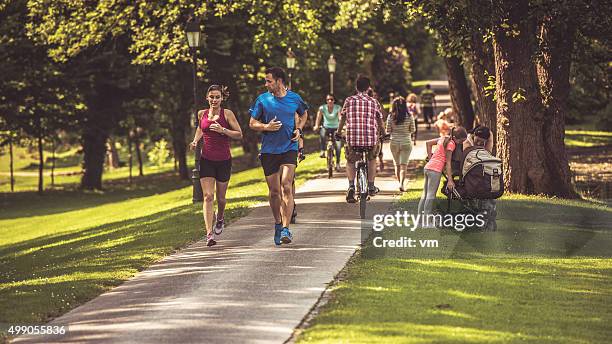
[491,0,553,195]
[467,33,497,143]
[445,56,475,130]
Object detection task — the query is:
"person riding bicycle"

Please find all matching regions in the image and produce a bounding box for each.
[314,94,342,171]
[337,75,386,203]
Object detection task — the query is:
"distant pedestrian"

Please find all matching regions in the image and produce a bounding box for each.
[189,85,243,247]
[434,111,452,137]
[444,107,457,124]
[420,84,437,130]
[406,93,420,143]
[387,96,416,192]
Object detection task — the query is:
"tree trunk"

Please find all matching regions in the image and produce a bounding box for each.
[51,138,55,186]
[37,122,44,195]
[134,134,144,176]
[445,56,475,130]
[128,132,133,184]
[170,111,189,180]
[108,136,120,169]
[493,0,553,195]
[468,34,497,150]
[80,73,121,190]
[81,124,108,190]
[536,14,579,198]
[9,136,15,192]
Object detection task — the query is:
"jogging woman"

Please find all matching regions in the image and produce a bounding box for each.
[189,85,243,246]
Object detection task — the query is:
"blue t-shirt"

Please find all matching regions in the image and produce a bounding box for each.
[249,90,309,154]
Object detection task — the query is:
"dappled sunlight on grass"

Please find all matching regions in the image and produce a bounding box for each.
[301,322,541,343]
[298,165,612,344]
[298,256,612,343]
[565,130,612,148]
[0,155,327,329]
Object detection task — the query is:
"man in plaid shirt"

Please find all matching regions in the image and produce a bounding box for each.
[337,76,386,203]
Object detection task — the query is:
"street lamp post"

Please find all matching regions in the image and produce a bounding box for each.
[327,54,336,95]
[286,48,296,89]
[185,18,203,203]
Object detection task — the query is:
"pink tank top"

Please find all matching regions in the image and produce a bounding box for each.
[425,136,456,173]
[199,108,231,161]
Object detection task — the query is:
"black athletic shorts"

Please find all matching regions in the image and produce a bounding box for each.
[259,150,297,176]
[199,158,232,182]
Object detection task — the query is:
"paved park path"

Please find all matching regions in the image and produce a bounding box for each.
[12,150,399,344]
[13,90,444,344]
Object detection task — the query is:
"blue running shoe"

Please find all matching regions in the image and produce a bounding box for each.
[280,227,293,244]
[274,223,283,246]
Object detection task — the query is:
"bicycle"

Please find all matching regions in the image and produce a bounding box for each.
[325,130,341,178]
[338,133,390,219]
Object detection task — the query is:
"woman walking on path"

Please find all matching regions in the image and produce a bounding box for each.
[406,93,420,143]
[313,94,342,170]
[387,96,416,192]
[417,127,467,227]
[189,85,243,246]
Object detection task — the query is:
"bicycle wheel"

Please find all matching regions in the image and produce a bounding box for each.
[358,166,368,219]
[327,146,334,178]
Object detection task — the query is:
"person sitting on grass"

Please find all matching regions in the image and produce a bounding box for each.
[417,126,467,227]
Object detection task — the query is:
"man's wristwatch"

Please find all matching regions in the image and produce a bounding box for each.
[297,128,303,137]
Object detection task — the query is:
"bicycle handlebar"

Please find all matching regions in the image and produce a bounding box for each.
[335,133,391,143]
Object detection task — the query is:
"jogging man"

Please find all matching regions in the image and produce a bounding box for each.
[337,75,386,203]
[249,67,308,245]
[420,84,437,130]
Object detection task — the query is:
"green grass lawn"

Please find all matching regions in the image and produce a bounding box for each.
[297,175,612,344]
[565,130,612,148]
[0,144,247,192]
[0,145,326,340]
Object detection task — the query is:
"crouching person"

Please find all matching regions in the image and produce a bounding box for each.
[463,126,498,231]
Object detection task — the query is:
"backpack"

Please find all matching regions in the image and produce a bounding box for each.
[456,146,504,199]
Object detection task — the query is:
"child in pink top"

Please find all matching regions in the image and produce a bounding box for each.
[417,127,468,227]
